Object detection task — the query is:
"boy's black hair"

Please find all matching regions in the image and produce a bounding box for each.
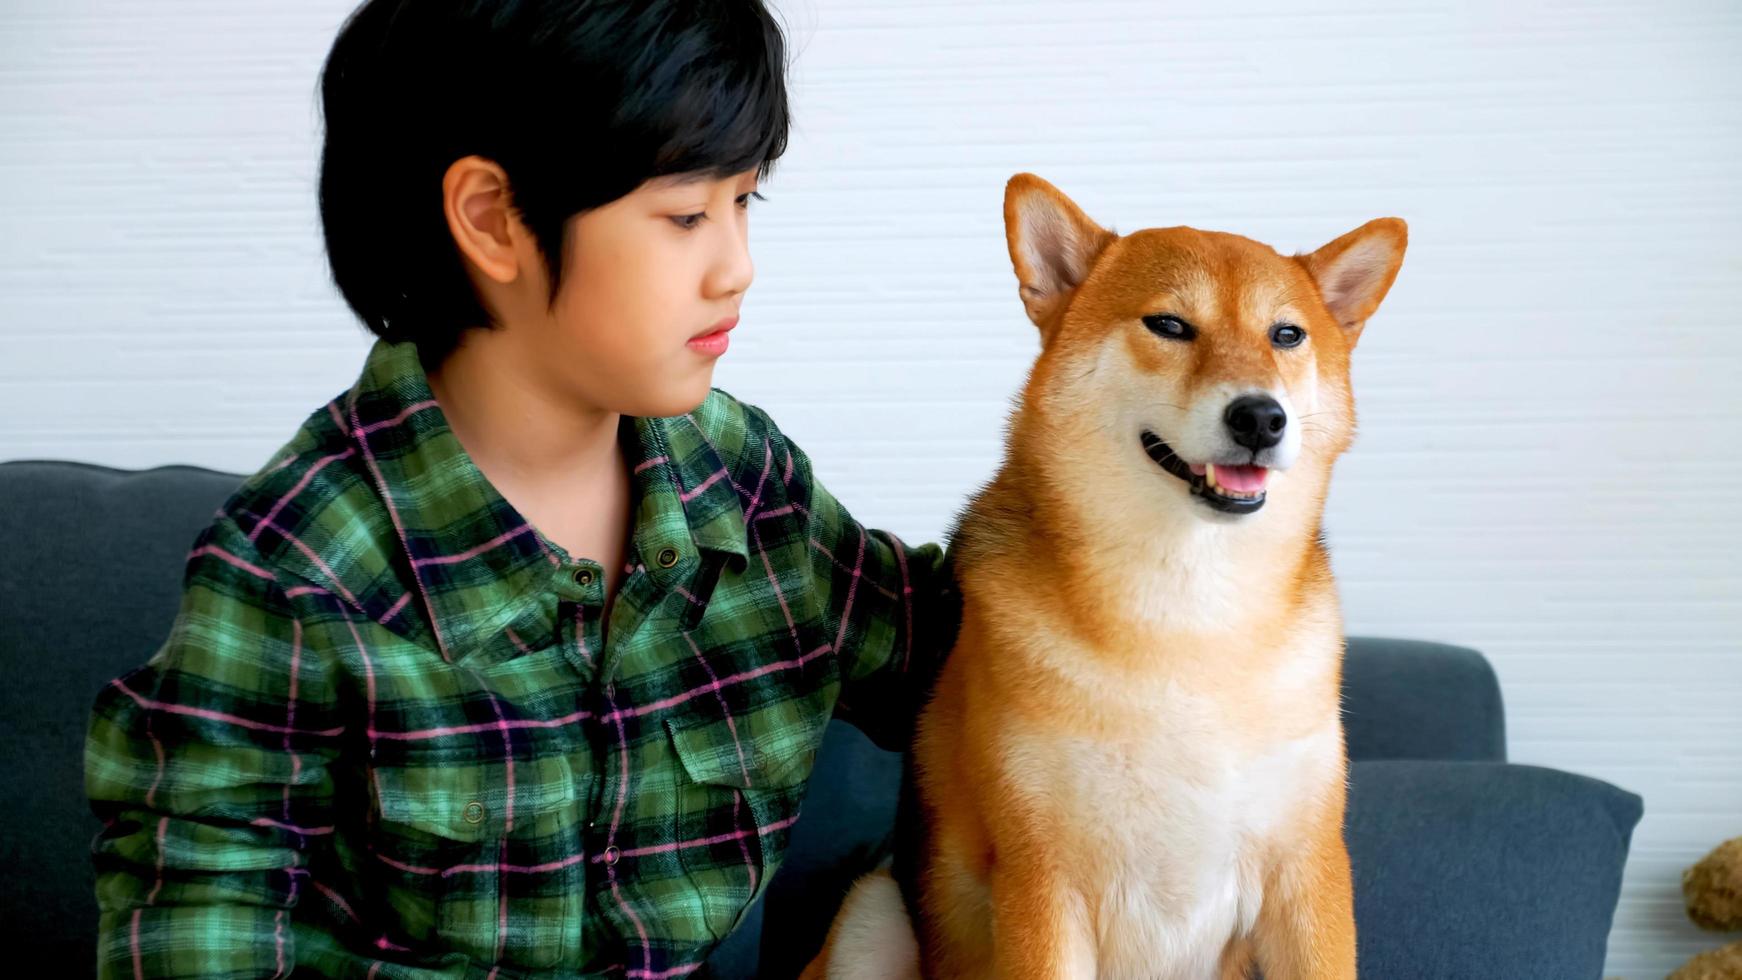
[317,0,791,370]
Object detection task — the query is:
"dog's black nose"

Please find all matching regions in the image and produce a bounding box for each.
[1224,395,1287,451]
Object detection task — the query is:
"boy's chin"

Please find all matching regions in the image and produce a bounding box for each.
[636,375,714,419]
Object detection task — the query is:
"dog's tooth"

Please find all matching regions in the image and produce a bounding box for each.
[1206,464,1218,489]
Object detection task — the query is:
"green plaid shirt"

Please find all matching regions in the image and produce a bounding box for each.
[85,337,959,979]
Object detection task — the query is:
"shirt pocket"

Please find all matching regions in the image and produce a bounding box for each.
[367,754,584,969]
[663,700,828,943]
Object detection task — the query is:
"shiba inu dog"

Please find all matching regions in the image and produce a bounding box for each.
[801,173,1407,980]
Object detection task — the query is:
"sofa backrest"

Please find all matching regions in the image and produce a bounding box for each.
[0,459,244,969]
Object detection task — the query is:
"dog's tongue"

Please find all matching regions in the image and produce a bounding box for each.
[1212,464,1269,492]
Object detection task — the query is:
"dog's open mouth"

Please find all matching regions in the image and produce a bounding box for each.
[1140,431,1269,514]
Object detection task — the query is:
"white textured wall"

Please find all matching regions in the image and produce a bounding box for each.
[3,1,1738,975]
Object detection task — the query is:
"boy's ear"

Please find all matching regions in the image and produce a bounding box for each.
[1298,217,1408,347]
[1004,173,1118,343]
[442,155,522,285]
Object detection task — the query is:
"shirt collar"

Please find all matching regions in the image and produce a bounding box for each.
[342,337,748,663]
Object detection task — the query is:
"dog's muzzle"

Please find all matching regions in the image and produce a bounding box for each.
[1140,431,1268,515]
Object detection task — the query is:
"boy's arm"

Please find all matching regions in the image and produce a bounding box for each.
[774,424,963,753]
[85,520,338,979]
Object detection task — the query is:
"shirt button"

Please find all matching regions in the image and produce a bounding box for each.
[462,801,486,824]
[656,547,679,568]
[574,567,595,587]
[602,845,621,866]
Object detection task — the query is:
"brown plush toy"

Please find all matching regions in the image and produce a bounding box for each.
[1667,942,1742,980]
[1667,837,1742,980]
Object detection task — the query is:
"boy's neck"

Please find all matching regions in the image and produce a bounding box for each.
[425,333,628,500]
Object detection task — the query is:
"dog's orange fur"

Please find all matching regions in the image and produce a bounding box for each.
[803,174,1406,979]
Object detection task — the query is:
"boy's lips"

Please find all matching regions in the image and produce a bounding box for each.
[687,316,736,356]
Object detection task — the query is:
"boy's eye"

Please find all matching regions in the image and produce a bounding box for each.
[670,192,767,232]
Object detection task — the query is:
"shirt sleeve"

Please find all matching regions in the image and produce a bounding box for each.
[772,424,963,753]
[84,519,340,979]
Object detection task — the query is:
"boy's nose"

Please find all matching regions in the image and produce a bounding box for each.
[1224,395,1287,451]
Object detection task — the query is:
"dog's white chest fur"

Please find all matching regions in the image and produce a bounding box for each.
[1007,685,1340,980]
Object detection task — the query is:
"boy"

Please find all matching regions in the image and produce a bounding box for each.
[84,1,960,976]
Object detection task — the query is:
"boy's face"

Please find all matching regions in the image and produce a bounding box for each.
[450,162,759,420]
[547,168,760,418]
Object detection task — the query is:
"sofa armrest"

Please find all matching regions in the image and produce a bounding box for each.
[1342,636,1507,763]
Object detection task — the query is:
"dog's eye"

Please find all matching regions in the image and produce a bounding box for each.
[1143,314,1196,341]
[1270,323,1306,348]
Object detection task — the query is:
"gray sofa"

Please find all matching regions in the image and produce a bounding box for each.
[0,459,1645,978]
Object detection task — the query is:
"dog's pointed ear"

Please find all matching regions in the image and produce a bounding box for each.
[1004,173,1117,341]
[1298,217,1408,346]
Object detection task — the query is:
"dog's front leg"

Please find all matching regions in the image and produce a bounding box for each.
[1249,812,1358,980]
[987,854,1095,980]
